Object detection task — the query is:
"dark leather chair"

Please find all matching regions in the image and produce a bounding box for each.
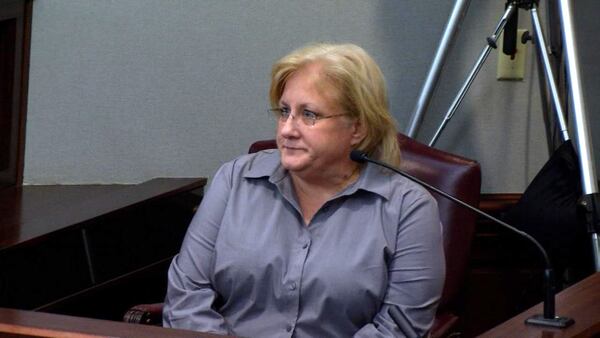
[124,133,481,337]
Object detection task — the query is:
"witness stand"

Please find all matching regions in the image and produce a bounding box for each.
[0,307,234,338]
[0,177,206,320]
[479,272,600,337]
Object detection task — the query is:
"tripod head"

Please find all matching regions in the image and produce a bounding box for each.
[502,0,539,55]
[505,0,539,10]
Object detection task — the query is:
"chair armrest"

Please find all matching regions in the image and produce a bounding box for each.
[430,311,460,338]
[123,303,164,325]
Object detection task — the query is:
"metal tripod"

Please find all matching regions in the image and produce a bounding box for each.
[407,0,600,271]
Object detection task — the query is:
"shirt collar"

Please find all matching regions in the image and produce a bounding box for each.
[343,161,393,201]
[241,149,286,183]
[242,149,393,201]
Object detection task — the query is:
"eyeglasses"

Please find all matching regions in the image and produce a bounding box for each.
[268,107,347,127]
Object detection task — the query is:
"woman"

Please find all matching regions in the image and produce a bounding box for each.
[163,43,445,337]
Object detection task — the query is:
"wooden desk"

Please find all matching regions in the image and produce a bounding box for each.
[479,272,600,337]
[0,178,206,249]
[0,178,206,319]
[0,307,232,338]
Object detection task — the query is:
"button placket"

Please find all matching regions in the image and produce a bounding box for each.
[280,230,310,334]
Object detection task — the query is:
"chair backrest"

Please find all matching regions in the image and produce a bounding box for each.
[248,133,481,314]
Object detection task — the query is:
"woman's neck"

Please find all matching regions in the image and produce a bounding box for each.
[290,164,361,225]
[291,163,360,196]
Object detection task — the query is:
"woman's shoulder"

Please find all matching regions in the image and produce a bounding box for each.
[395,174,436,202]
[217,149,281,180]
[360,164,435,204]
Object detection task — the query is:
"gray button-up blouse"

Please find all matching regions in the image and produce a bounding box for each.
[163,149,445,337]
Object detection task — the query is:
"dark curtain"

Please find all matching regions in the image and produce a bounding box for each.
[503,140,593,286]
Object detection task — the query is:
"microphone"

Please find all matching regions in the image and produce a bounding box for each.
[350,150,574,328]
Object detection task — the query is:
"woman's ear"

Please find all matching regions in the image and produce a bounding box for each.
[350,120,367,146]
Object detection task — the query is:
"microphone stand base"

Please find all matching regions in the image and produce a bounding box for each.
[525,314,574,328]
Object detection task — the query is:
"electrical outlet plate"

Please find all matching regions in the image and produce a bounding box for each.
[496,28,527,81]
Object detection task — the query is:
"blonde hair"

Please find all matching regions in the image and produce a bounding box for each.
[269,43,401,166]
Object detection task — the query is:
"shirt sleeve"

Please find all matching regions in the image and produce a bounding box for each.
[163,162,234,334]
[353,190,446,337]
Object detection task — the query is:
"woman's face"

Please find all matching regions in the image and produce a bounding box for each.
[276,63,364,178]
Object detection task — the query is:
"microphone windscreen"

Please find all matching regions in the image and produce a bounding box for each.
[350,150,367,163]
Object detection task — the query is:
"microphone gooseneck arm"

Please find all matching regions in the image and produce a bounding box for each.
[351,150,550,266]
[350,150,574,328]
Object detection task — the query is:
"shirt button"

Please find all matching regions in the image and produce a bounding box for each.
[302,243,308,249]
[286,324,293,332]
[289,282,297,290]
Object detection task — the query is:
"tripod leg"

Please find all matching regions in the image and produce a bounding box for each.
[406,0,472,138]
[429,3,517,147]
[558,0,600,271]
[530,6,570,142]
